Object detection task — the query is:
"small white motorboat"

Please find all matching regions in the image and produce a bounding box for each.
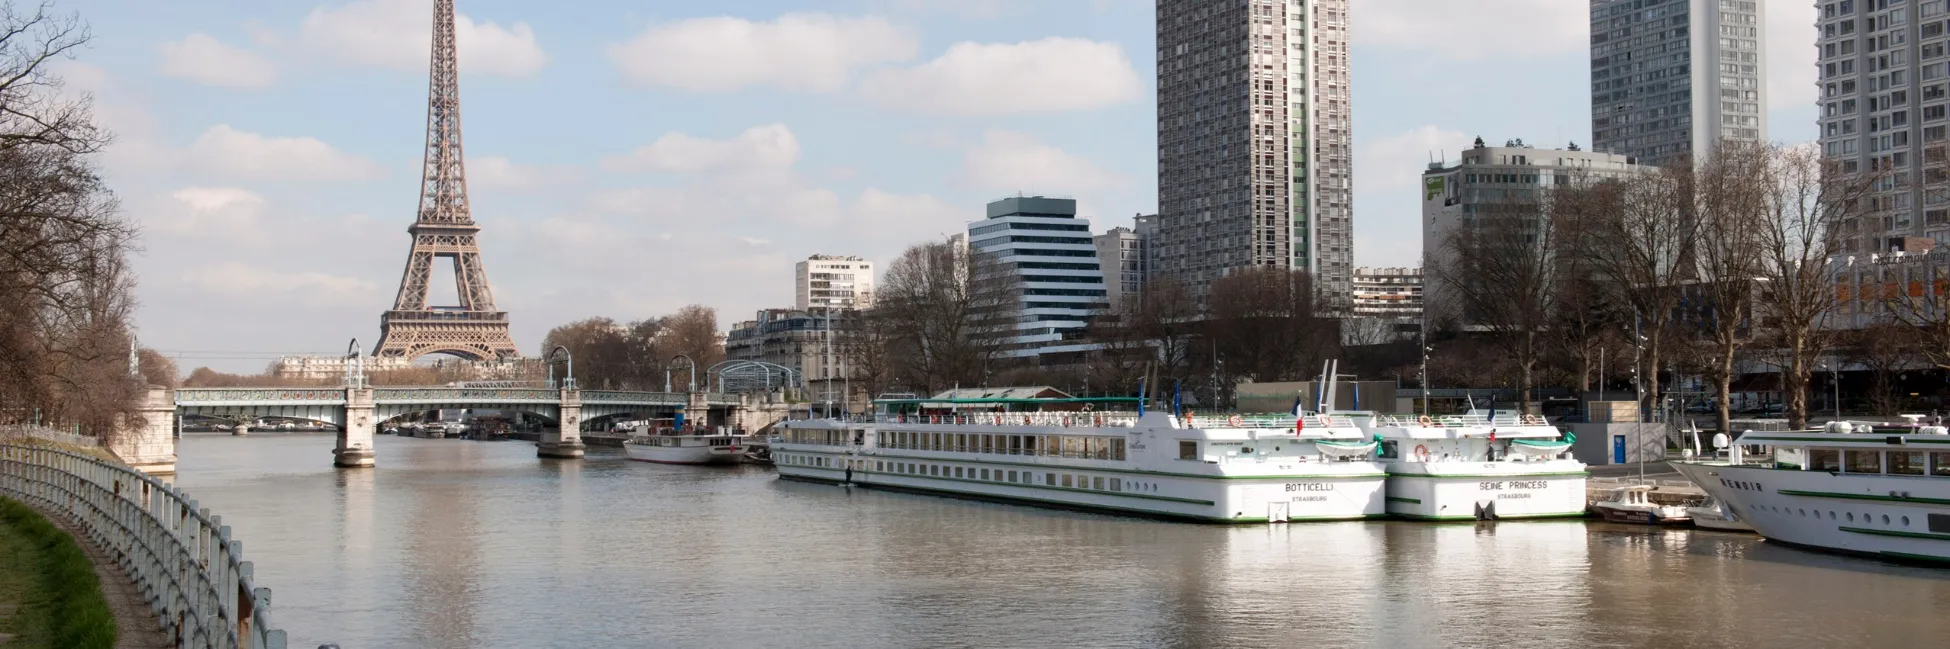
[1686,496,1754,532]
[1591,485,1692,525]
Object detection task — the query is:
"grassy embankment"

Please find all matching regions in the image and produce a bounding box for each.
[0,496,116,648]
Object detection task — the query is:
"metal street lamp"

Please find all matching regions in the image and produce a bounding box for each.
[547,345,575,390]
[666,354,697,393]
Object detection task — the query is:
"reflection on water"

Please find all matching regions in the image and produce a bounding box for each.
[174,434,1950,649]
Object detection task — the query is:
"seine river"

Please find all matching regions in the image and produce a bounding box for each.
[172,434,1950,649]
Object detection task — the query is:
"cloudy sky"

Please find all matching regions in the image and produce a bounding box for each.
[64,0,1817,371]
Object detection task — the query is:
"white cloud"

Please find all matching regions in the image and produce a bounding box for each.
[469,155,577,190]
[1353,0,1586,60]
[959,129,1122,192]
[299,0,549,77]
[159,33,276,88]
[184,125,383,182]
[1353,125,1475,267]
[179,261,380,305]
[860,38,1141,116]
[601,124,800,174]
[607,14,917,92]
[151,188,268,239]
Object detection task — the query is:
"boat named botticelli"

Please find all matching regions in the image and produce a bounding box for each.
[1352,410,1588,521]
[771,396,1387,523]
[1671,420,1950,564]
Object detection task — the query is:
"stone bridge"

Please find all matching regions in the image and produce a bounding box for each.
[116,386,752,472]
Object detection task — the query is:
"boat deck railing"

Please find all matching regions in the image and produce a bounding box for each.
[1372,412,1548,428]
[850,412,1145,427]
[1182,413,1359,430]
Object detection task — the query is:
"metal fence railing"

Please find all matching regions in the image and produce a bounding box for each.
[0,424,100,447]
[0,442,289,648]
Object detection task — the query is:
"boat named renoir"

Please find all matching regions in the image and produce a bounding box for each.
[773,395,1388,524]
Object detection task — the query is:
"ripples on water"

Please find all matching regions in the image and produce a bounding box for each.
[172,434,1950,649]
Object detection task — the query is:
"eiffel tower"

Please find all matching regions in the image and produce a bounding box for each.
[373,0,520,361]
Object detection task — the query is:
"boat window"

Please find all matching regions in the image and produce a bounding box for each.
[1844,450,1883,474]
[1110,478,1121,492]
[1809,449,1842,472]
[1933,453,1950,477]
[1061,474,1073,488]
[1931,514,1950,533]
[1179,440,1199,460]
[929,465,938,476]
[1046,473,1056,486]
[980,468,990,480]
[1093,476,1105,490]
[1023,435,1038,455]
[954,466,964,478]
[1111,438,1127,461]
[1379,441,1399,459]
[1008,435,1022,455]
[1890,451,1927,476]
[981,435,994,453]
[1008,470,1018,482]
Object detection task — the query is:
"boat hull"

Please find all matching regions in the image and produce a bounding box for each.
[623,443,744,465]
[1672,461,1950,564]
[1382,461,1588,521]
[773,448,1386,524]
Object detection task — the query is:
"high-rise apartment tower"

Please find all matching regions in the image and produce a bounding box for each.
[1816,0,1950,250]
[1156,0,1354,305]
[1590,0,1767,168]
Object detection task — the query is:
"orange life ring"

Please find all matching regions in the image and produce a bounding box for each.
[930,415,940,424]
[1063,416,1073,427]
[1228,415,1243,427]
[1413,444,1431,462]
[1524,414,1541,425]
[1417,415,1432,427]
[1023,416,1032,426]
[1094,415,1104,427]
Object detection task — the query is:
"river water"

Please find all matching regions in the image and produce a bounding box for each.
[171,434,1950,649]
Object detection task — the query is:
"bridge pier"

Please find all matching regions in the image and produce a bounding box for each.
[334,387,376,468]
[537,388,585,459]
[110,386,178,475]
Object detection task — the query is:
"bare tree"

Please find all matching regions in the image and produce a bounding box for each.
[1757,146,1881,429]
[1565,162,1697,423]
[875,240,1009,393]
[0,3,137,439]
[1686,141,1771,433]
[1429,195,1558,415]
[1839,322,1914,416]
[1207,266,1338,388]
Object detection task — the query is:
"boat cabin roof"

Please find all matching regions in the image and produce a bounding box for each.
[1733,430,1950,448]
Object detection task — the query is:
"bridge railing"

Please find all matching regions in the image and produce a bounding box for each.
[374,387,559,402]
[0,442,291,649]
[177,388,345,404]
[582,390,685,404]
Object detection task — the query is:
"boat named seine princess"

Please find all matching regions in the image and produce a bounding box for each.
[1671,423,1950,564]
[1355,411,1588,521]
[772,396,1387,523]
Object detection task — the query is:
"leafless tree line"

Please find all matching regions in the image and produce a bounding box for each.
[537,305,724,392]
[826,237,1340,409]
[0,3,145,440]
[1430,139,1881,430]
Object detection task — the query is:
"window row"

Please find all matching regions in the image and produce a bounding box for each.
[1803,449,1950,475]
[774,454,1163,494]
[880,431,1128,461]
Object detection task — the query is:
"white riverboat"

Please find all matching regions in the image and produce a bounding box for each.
[1671,425,1950,564]
[623,428,748,465]
[1353,411,1588,521]
[771,396,1387,524]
